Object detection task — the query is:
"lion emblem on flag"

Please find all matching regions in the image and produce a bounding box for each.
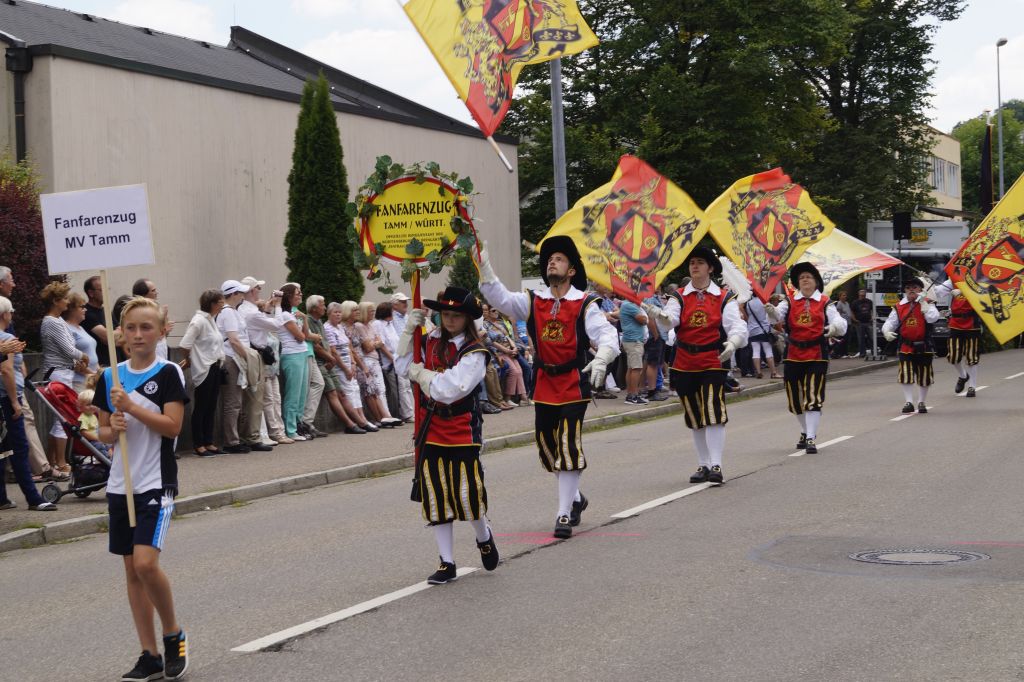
[949,215,1024,323]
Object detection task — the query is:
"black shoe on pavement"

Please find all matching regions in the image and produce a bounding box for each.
[247,443,273,452]
[592,389,617,399]
[296,422,312,438]
[122,650,163,681]
[476,531,500,571]
[901,402,915,414]
[163,630,188,680]
[955,376,967,394]
[344,425,367,434]
[689,466,709,483]
[707,465,724,484]
[569,493,589,526]
[553,515,572,539]
[966,387,976,397]
[804,438,818,454]
[360,422,380,432]
[796,433,807,449]
[481,403,502,414]
[427,558,458,584]
[302,423,328,437]
[646,390,670,402]
[223,443,251,454]
[917,402,928,414]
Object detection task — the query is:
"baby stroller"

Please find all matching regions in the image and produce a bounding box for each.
[24,368,111,503]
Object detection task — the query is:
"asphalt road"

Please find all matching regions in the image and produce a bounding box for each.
[3,350,1022,681]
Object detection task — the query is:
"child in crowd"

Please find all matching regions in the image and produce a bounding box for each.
[76,388,109,456]
[94,297,190,681]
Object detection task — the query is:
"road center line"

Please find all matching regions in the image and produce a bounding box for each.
[891,406,933,422]
[957,385,988,395]
[788,435,854,457]
[610,483,712,519]
[231,567,479,653]
[1005,372,1024,380]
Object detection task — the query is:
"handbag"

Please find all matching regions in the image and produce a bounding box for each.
[252,343,276,366]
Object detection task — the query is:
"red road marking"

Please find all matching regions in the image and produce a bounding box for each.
[495,531,645,545]
[952,541,1024,548]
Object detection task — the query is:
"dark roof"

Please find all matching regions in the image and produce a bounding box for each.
[0,0,514,142]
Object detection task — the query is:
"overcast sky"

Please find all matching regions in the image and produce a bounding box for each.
[25,0,1024,133]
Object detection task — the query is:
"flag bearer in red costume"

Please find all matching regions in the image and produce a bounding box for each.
[475,236,619,539]
[882,278,940,414]
[936,279,982,397]
[767,263,846,454]
[649,247,747,485]
[396,287,500,584]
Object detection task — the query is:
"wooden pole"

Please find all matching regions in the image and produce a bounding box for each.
[410,269,423,493]
[486,136,514,173]
[99,270,136,526]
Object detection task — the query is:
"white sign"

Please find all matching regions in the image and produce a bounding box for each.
[864,270,883,281]
[40,184,155,274]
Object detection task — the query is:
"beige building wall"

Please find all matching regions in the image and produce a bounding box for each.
[24,56,520,344]
[927,128,962,211]
[0,70,14,155]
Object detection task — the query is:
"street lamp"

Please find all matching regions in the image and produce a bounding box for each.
[997,38,1007,199]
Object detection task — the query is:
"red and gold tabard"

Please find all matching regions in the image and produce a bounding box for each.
[670,288,730,371]
[785,294,830,362]
[419,337,486,446]
[895,300,927,353]
[526,292,599,405]
[948,296,981,331]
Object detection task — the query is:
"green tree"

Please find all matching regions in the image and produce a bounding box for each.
[446,249,479,296]
[286,73,363,305]
[952,107,1024,217]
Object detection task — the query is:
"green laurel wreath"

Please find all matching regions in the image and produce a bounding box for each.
[346,155,477,294]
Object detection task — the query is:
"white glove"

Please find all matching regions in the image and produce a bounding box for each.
[883,330,897,342]
[475,241,499,284]
[407,362,438,399]
[642,302,670,325]
[718,335,744,363]
[397,309,426,357]
[827,322,843,338]
[918,300,936,317]
[582,345,617,390]
[764,304,780,323]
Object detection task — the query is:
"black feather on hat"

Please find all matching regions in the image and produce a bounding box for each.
[789,262,824,292]
[424,286,483,319]
[539,235,588,291]
[685,245,723,277]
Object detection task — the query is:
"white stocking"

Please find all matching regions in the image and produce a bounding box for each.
[705,425,726,467]
[692,428,710,468]
[967,365,978,388]
[796,413,807,434]
[918,385,929,404]
[433,522,454,563]
[955,359,967,379]
[805,410,821,440]
[468,518,491,543]
[557,470,581,517]
[902,384,915,403]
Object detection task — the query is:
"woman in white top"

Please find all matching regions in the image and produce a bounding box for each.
[39,281,88,477]
[357,301,402,428]
[744,297,780,379]
[62,292,98,390]
[179,289,226,456]
[325,302,378,432]
[276,283,311,440]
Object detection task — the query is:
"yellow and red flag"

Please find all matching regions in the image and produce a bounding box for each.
[945,171,1024,344]
[403,0,598,137]
[799,229,902,296]
[539,155,706,303]
[706,168,835,302]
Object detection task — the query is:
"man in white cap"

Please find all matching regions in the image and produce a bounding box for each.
[239,277,289,443]
[218,280,271,453]
[389,292,414,423]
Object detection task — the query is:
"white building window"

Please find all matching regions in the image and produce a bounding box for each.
[927,156,960,199]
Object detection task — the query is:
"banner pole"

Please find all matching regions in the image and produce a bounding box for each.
[550,58,568,218]
[99,270,136,527]
[486,136,514,173]
[410,269,423,493]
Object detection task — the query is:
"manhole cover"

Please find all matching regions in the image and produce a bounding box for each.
[849,549,990,565]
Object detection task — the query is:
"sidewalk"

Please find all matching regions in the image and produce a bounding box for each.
[0,357,893,551]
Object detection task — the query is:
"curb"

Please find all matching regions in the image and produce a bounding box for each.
[0,359,896,554]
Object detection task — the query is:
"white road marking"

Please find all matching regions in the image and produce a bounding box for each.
[956,385,988,395]
[610,483,713,519]
[1005,372,1024,380]
[891,407,933,422]
[231,567,479,652]
[788,435,854,457]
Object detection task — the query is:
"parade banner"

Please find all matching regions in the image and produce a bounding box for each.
[403,0,598,138]
[799,229,903,296]
[944,171,1024,344]
[538,155,706,304]
[706,168,835,303]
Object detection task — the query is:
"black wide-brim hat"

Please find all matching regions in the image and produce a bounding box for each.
[686,245,723,277]
[790,262,824,292]
[903,277,925,289]
[424,286,483,319]
[539,235,588,291]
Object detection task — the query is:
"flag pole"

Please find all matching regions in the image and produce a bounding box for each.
[550,59,569,219]
[486,136,514,173]
[99,269,136,527]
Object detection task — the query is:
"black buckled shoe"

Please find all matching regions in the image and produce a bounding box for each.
[917,402,928,414]
[689,466,709,483]
[966,387,976,397]
[569,493,588,526]
[553,515,572,539]
[707,465,724,484]
[796,433,807,449]
[804,438,818,454]
[427,558,458,584]
[955,376,967,394]
[901,402,915,414]
[476,531,499,571]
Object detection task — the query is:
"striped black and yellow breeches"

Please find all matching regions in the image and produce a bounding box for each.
[898,352,934,386]
[947,330,980,366]
[418,445,487,525]
[534,401,588,472]
[671,369,728,430]
[783,360,828,415]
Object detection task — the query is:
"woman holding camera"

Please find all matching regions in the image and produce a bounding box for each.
[179,289,225,456]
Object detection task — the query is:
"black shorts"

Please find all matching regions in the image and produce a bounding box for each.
[644,337,666,364]
[107,489,174,555]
